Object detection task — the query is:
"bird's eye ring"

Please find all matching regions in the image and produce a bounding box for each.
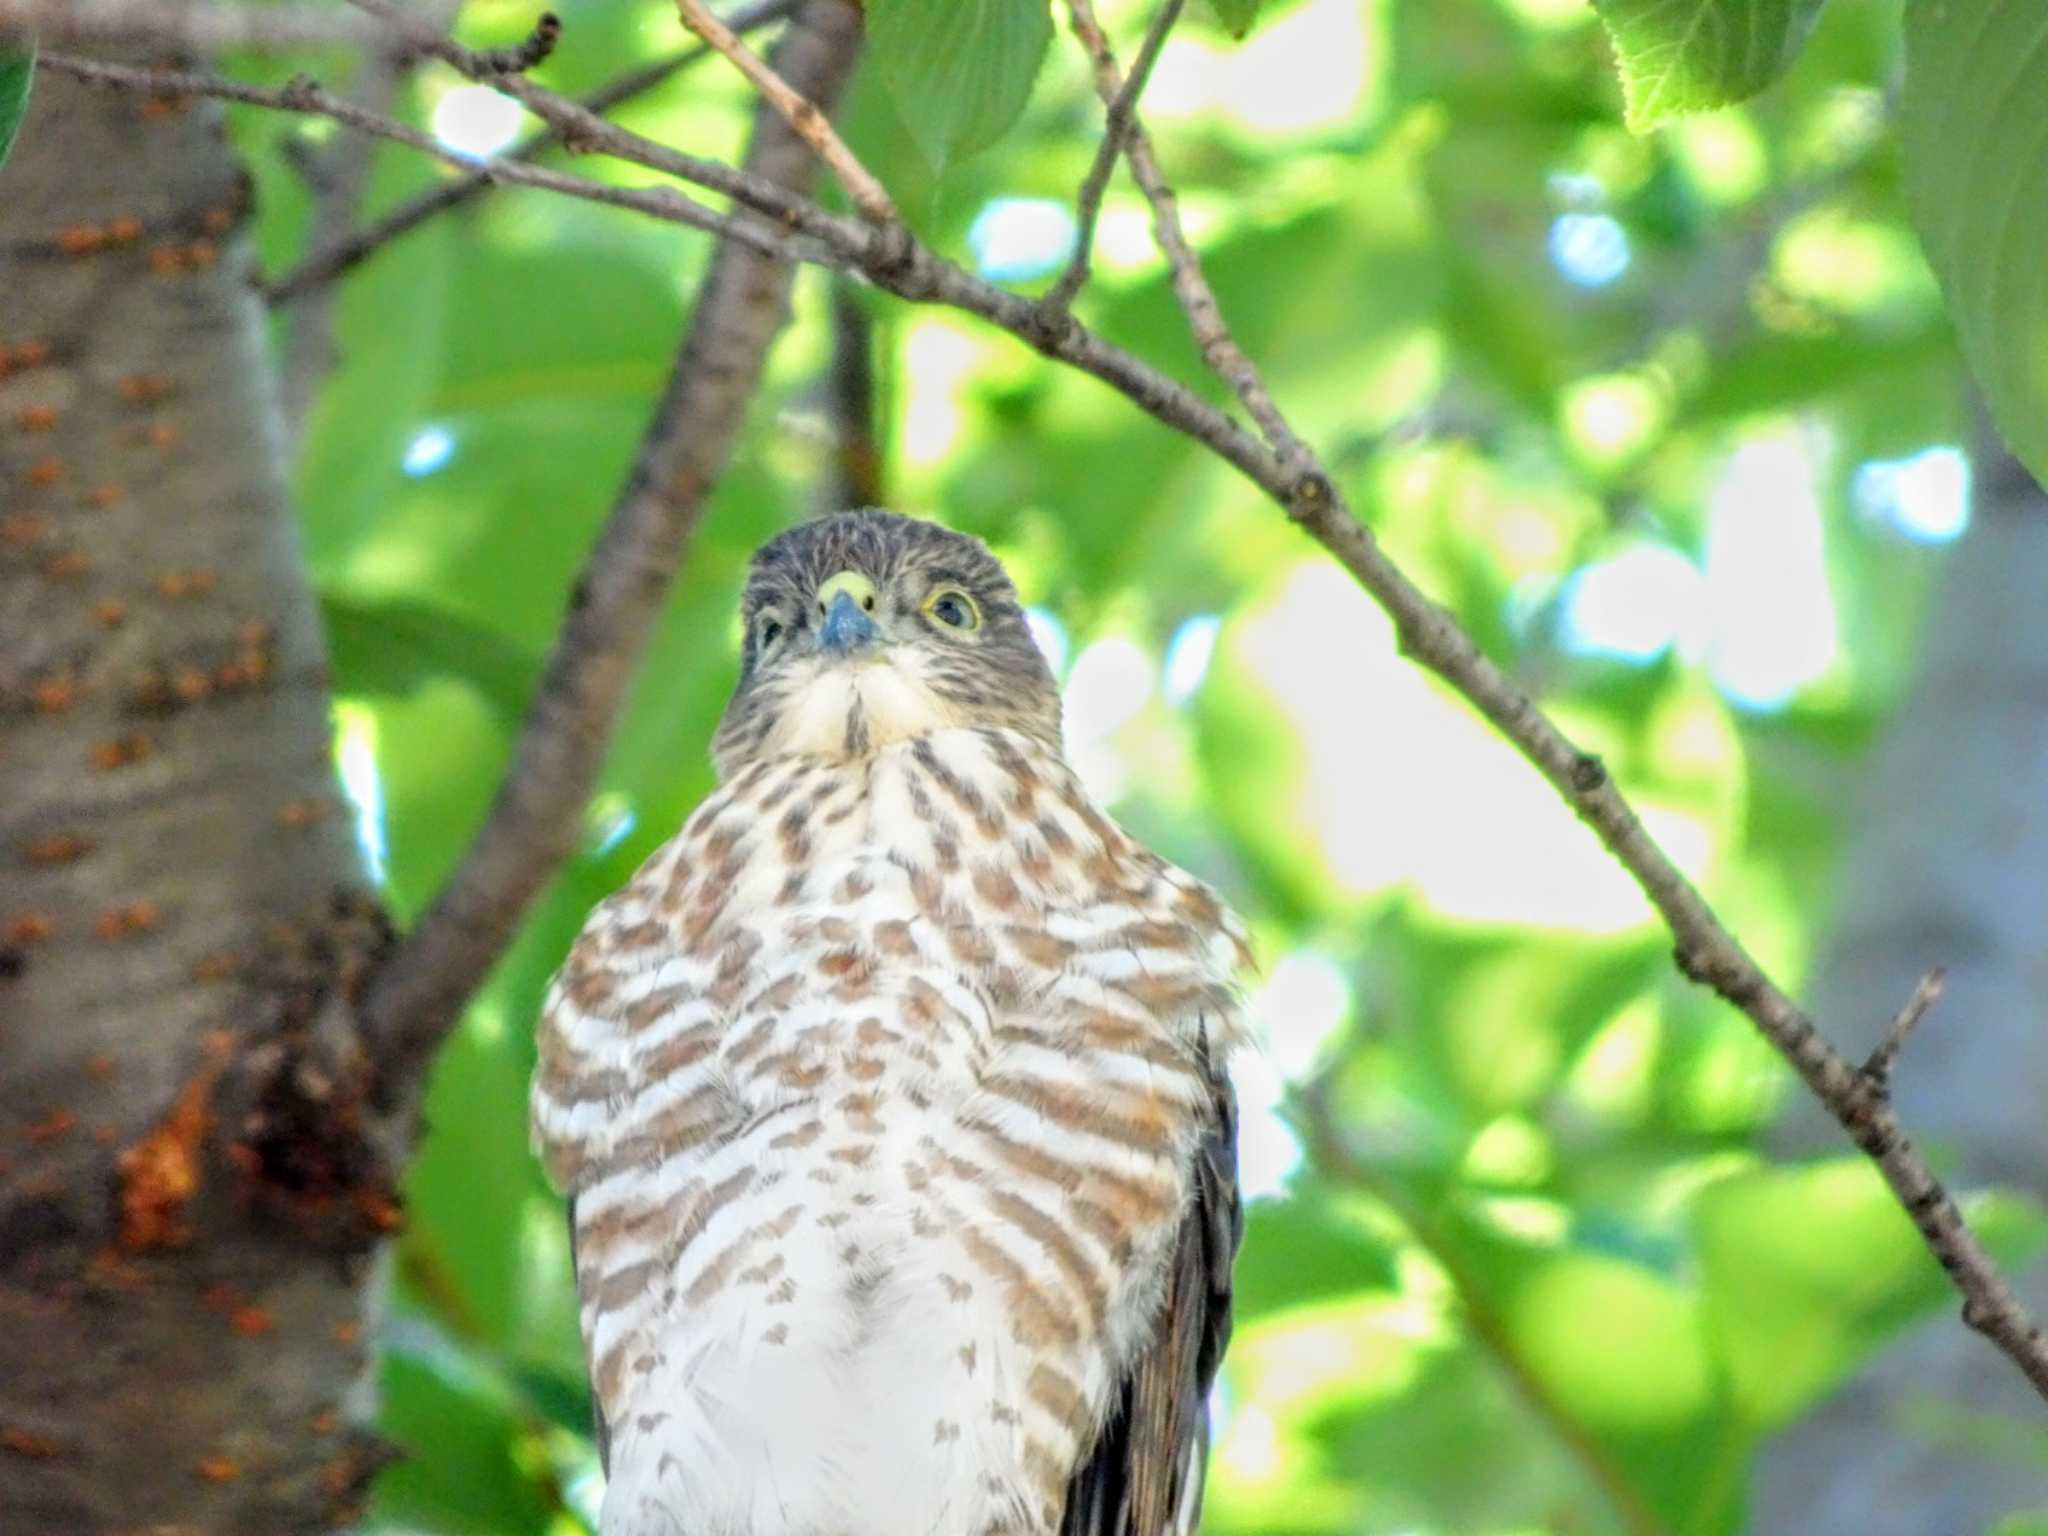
[757,615,785,649]
[922,588,981,632]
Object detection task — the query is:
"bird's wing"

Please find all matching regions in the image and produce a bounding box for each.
[1060,1047,1241,1536]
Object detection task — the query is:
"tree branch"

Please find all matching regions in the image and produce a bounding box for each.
[815,275,883,513]
[1062,0,1306,465]
[37,52,812,264]
[1039,0,1183,318]
[674,0,897,225]
[47,0,2048,1405]
[262,0,806,305]
[1861,967,1946,1092]
[276,0,460,446]
[0,0,384,52]
[356,0,868,1092]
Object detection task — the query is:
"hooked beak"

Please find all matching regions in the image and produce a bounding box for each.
[818,588,882,657]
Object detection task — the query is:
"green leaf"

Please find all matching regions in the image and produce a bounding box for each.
[0,46,33,172]
[1902,0,2048,487]
[867,0,1053,171]
[1203,0,1265,39]
[1696,1160,2048,1430]
[1235,1194,1398,1318]
[1592,0,1824,129]
[320,592,542,724]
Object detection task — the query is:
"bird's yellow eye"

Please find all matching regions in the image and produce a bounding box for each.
[922,587,980,632]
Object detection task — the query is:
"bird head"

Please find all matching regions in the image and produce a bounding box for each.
[711,509,1061,776]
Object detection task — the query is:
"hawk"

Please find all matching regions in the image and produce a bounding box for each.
[533,509,1248,1536]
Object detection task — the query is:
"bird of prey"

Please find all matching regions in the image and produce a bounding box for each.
[533,508,1248,1536]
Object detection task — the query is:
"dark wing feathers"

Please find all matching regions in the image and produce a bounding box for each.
[1061,1054,1242,1536]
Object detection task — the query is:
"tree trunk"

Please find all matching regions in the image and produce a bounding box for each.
[1755,431,2048,1531]
[0,73,391,1532]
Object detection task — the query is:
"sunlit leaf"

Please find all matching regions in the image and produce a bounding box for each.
[867,0,1053,170]
[0,47,33,172]
[1203,0,1265,40]
[1236,1195,1399,1318]
[1902,0,2048,487]
[374,1345,556,1533]
[1592,0,1825,129]
[321,592,541,724]
[1696,1160,2048,1430]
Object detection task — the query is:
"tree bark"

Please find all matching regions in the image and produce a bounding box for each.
[1755,431,2048,1531]
[0,73,389,1533]
[0,4,869,1527]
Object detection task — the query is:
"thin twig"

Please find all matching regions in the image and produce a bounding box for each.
[343,0,822,235]
[358,0,869,1089]
[278,0,460,445]
[468,10,560,74]
[1063,0,1307,466]
[0,0,383,51]
[1039,0,1183,317]
[1295,1080,1672,1536]
[674,0,898,225]
[37,52,808,264]
[815,276,883,513]
[53,0,2048,1408]
[264,0,804,305]
[1862,968,1947,1090]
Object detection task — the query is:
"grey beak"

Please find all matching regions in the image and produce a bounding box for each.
[818,589,882,656]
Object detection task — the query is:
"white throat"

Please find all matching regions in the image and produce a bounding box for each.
[762,654,967,762]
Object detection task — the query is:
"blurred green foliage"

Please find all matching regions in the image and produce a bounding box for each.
[0,43,32,170]
[214,0,2048,1529]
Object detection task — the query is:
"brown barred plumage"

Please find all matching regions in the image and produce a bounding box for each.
[533,510,1247,1536]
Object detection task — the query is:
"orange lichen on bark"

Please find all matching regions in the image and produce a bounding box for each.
[84,481,125,509]
[26,455,65,486]
[16,403,58,431]
[153,567,217,600]
[357,1191,404,1233]
[91,597,129,628]
[190,948,243,983]
[21,832,93,866]
[24,1109,76,1144]
[229,1305,274,1337]
[0,1426,64,1460]
[91,733,155,771]
[117,371,175,404]
[42,549,92,582]
[278,798,332,828]
[194,1455,240,1483]
[94,901,161,940]
[0,338,54,373]
[29,676,78,713]
[3,912,55,945]
[115,1034,229,1252]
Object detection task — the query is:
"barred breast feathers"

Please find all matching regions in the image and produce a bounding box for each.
[531,723,1249,1536]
